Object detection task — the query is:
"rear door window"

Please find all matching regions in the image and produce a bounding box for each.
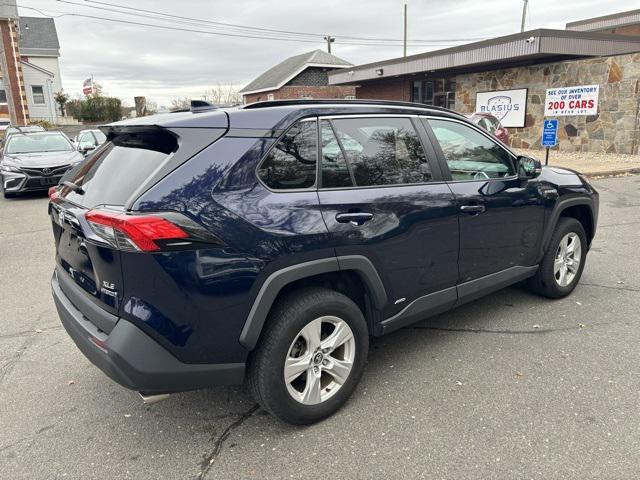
[257,120,317,190]
[326,117,432,187]
[60,127,178,208]
[321,120,354,188]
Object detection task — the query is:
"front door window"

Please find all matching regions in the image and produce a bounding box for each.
[427,119,515,181]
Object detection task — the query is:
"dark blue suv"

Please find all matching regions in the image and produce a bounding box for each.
[50,100,598,424]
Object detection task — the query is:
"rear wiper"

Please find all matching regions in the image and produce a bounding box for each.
[62,180,85,195]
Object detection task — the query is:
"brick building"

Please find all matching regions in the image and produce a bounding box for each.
[240,49,355,104]
[328,9,640,154]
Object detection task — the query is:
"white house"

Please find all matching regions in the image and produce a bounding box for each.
[18,16,63,122]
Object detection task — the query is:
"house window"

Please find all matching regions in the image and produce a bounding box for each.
[32,85,46,104]
[344,95,356,100]
[267,93,275,101]
[0,89,7,104]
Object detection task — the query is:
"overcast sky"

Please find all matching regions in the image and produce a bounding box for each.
[19,0,638,107]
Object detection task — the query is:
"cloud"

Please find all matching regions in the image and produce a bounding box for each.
[21,0,633,106]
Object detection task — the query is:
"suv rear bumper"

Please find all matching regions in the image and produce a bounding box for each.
[51,270,245,394]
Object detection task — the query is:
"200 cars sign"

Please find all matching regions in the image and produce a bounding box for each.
[544,84,599,116]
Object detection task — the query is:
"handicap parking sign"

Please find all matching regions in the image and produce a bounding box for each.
[542,119,558,147]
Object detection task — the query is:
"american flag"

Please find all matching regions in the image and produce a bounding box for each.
[82,78,93,96]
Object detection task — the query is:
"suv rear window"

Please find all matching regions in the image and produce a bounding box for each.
[60,127,178,208]
[257,120,317,190]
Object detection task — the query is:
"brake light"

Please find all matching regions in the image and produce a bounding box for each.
[85,210,189,252]
[48,186,60,203]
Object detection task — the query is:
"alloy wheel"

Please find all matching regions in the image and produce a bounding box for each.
[284,316,356,405]
[554,232,582,287]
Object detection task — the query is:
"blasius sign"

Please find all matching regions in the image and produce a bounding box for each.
[544,85,599,117]
[475,88,527,128]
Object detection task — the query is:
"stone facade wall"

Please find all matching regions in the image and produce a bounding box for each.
[455,53,640,153]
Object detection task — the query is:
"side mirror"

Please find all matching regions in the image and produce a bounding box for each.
[80,145,96,156]
[517,155,542,180]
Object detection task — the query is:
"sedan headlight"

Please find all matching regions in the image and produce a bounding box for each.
[0,163,20,172]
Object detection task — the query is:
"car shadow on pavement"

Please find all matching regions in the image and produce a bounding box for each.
[2,190,49,201]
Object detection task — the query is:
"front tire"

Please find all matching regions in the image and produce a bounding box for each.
[529,217,587,298]
[248,287,369,425]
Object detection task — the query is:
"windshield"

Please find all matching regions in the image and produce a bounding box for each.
[5,133,74,154]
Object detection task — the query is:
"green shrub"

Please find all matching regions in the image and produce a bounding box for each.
[66,95,122,123]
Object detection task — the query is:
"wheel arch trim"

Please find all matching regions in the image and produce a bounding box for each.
[239,255,387,350]
[540,196,595,261]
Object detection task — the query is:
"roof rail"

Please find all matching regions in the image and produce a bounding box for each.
[190,100,218,113]
[241,98,456,113]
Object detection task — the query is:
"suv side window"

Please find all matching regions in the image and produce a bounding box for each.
[320,120,354,188]
[427,118,514,181]
[257,120,317,190]
[325,117,432,187]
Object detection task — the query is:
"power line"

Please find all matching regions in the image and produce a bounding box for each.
[76,0,486,44]
[17,3,469,47]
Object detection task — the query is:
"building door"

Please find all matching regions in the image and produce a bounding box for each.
[412,78,456,109]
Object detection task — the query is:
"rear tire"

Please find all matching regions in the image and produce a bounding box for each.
[528,217,587,298]
[248,287,368,425]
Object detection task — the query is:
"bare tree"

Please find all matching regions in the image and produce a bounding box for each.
[146,100,158,115]
[203,83,242,106]
[170,97,191,111]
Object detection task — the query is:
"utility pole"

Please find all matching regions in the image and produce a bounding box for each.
[403,3,408,57]
[521,0,529,32]
[324,35,335,53]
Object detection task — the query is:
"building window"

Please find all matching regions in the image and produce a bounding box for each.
[344,95,356,100]
[267,93,275,101]
[32,85,46,104]
[0,89,7,104]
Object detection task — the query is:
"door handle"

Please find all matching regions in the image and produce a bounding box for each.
[335,212,374,226]
[460,205,486,215]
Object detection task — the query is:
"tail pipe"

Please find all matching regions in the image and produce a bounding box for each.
[138,392,171,405]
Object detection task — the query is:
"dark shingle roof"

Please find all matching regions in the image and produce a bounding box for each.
[240,49,351,94]
[18,17,60,57]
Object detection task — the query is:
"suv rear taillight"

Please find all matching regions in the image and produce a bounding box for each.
[85,210,189,252]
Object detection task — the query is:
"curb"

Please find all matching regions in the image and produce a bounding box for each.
[583,167,640,178]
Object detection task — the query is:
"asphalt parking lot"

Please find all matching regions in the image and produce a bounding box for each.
[1,175,639,480]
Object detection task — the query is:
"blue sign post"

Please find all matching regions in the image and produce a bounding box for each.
[542,119,558,165]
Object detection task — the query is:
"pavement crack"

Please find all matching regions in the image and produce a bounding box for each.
[598,220,640,228]
[409,325,583,335]
[0,324,62,340]
[0,227,51,238]
[581,283,640,293]
[0,336,36,385]
[196,404,259,479]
